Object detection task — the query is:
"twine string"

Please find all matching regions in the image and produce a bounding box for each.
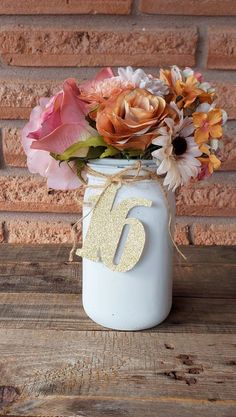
[69,161,187,262]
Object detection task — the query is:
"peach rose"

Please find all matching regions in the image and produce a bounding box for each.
[96,88,167,150]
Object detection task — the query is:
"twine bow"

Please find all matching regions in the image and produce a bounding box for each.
[69,161,187,262]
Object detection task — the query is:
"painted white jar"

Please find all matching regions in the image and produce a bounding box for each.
[80,159,175,331]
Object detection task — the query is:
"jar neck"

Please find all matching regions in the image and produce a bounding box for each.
[87,159,157,178]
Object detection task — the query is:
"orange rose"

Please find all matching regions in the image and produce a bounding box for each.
[96,88,167,150]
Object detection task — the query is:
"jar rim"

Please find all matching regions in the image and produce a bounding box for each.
[88,158,157,169]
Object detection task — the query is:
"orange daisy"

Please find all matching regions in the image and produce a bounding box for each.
[160,68,215,109]
[174,76,204,108]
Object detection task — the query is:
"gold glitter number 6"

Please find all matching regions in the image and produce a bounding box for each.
[77,183,152,272]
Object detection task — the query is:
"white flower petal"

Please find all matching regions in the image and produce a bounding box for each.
[195,103,211,113]
[210,138,219,151]
[171,66,183,83]
[180,119,195,137]
[183,67,194,79]
[222,109,228,125]
[152,134,170,147]
[117,66,168,96]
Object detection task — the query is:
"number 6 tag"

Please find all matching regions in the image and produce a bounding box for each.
[77,183,152,272]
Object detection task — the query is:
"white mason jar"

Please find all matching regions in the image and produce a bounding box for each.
[81,159,175,331]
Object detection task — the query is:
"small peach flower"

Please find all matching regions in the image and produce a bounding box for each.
[193,109,223,144]
[174,76,204,108]
[79,67,133,107]
[160,66,215,109]
[96,88,167,150]
[197,144,221,179]
[207,154,221,173]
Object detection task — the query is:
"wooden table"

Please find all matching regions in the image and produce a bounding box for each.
[0,244,235,417]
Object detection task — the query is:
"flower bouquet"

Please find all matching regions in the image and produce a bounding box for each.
[22,66,227,330]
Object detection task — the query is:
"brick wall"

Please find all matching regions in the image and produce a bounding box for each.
[0,0,235,245]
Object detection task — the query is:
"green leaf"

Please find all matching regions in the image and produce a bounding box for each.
[100,146,120,159]
[122,149,143,159]
[86,146,106,159]
[51,136,106,162]
[75,159,85,172]
[75,159,86,182]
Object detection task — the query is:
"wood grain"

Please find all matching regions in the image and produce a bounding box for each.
[0,245,235,299]
[0,292,235,333]
[0,244,235,264]
[0,329,235,416]
[0,245,235,417]
[0,261,81,294]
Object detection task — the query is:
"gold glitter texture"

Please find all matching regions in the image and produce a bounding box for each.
[77,183,152,272]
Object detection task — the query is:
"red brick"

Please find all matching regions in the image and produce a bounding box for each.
[0,223,4,243]
[140,0,236,15]
[7,220,77,244]
[2,127,26,167]
[0,0,132,15]
[5,218,236,246]
[174,223,190,245]
[207,27,236,69]
[0,26,198,67]
[220,133,236,171]
[0,175,235,218]
[0,79,59,120]
[0,176,83,213]
[192,223,236,245]
[176,182,236,217]
[5,219,187,244]
[213,81,236,120]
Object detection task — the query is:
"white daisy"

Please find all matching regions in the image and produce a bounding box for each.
[152,114,201,191]
[117,66,169,96]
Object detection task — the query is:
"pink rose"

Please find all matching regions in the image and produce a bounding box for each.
[22,97,81,190]
[28,78,91,154]
[21,72,114,190]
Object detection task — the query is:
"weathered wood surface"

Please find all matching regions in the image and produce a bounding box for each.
[0,245,235,298]
[0,293,235,333]
[0,330,236,417]
[0,243,235,264]
[0,244,235,417]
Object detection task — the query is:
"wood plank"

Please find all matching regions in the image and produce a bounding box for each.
[173,264,236,299]
[0,245,235,298]
[0,293,235,333]
[0,261,235,299]
[0,262,235,299]
[0,329,235,416]
[0,244,75,263]
[0,244,235,265]
[1,396,235,417]
[0,262,82,294]
[0,245,235,416]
